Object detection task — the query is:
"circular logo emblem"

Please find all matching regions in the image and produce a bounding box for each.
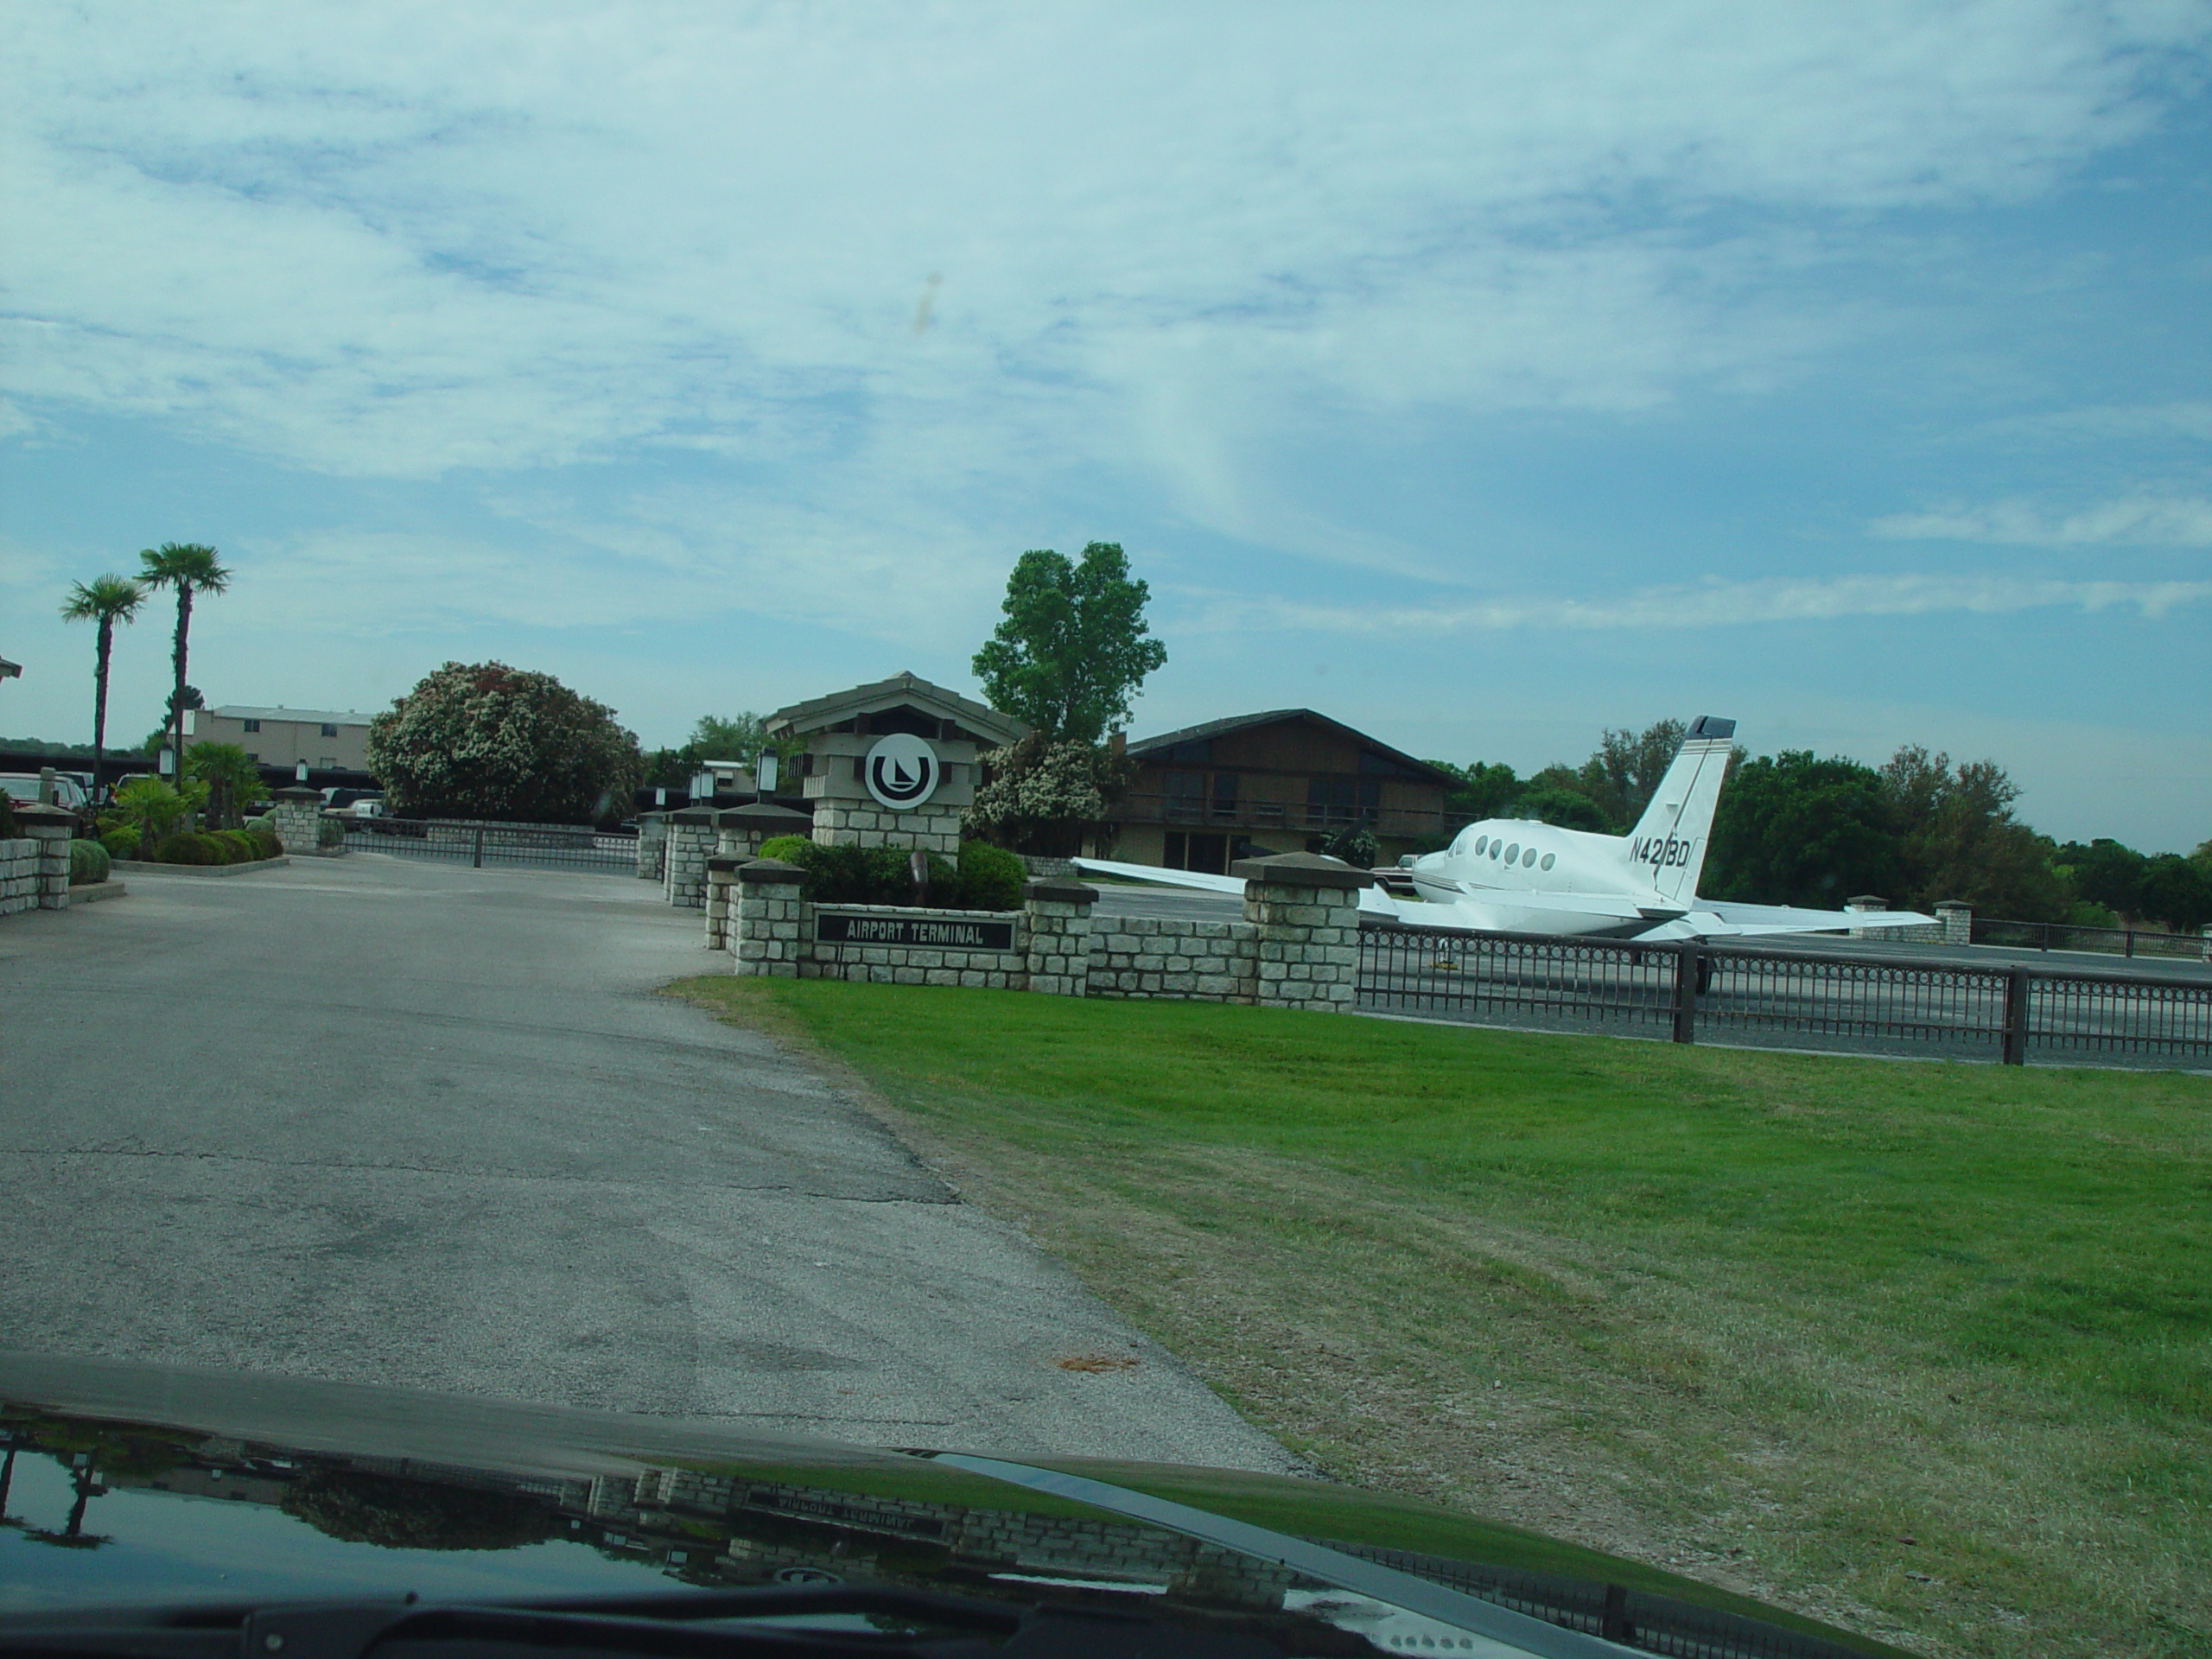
[863,732,939,810]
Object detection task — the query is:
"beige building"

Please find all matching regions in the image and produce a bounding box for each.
[187,704,373,772]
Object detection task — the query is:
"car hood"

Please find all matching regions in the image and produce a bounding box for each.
[1,1353,1909,1659]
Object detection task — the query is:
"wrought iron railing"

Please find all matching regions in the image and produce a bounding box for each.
[1357,920,2210,1068]
[335,815,637,874]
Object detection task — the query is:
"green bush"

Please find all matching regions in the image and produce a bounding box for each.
[957,840,1027,911]
[101,825,140,860]
[0,795,17,839]
[68,839,111,886]
[245,813,275,832]
[316,815,345,848]
[151,830,215,865]
[248,825,283,860]
[750,835,1015,909]
[216,830,260,863]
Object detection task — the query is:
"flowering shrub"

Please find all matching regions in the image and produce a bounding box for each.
[963,735,1131,856]
[367,662,646,824]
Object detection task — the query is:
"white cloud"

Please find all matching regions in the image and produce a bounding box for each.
[1871,495,2212,545]
[3,1,2202,486]
[1199,571,2212,634]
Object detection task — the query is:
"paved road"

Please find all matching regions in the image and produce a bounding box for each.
[0,855,1294,1471]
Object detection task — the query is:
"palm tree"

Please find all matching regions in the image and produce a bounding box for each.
[137,543,231,791]
[60,574,148,806]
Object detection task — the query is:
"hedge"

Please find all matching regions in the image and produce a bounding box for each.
[752,835,1022,912]
[68,839,111,886]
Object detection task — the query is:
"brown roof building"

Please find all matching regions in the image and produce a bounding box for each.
[1109,709,1458,874]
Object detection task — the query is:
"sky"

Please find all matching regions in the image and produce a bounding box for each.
[2,2,2207,851]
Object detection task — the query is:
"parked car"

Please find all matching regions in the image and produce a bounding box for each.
[0,772,89,812]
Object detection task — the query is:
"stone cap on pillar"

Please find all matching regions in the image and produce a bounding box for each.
[10,802,75,830]
[1230,851,1372,890]
[668,806,718,826]
[715,803,813,834]
[706,854,746,874]
[1023,877,1098,905]
[1933,899,1973,913]
[1845,895,1888,909]
[736,857,809,885]
[272,786,322,804]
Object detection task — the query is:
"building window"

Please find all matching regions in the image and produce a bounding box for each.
[1306,777,1380,827]
[243,719,260,733]
[319,756,336,769]
[1164,771,1206,822]
[320,722,339,737]
[245,753,259,763]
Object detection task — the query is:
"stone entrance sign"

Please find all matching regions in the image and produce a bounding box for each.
[766,671,1029,855]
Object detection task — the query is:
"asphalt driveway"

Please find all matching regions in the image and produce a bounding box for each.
[0,854,1294,1471]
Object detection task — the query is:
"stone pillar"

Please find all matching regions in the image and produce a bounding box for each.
[1846,894,1887,939]
[2200,925,2211,964]
[1235,852,1367,1012]
[635,813,668,880]
[662,807,717,908]
[732,859,808,977]
[270,787,326,857]
[1023,877,1097,996]
[1935,901,1972,948]
[15,804,74,910]
[703,854,741,949]
[715,803,813,861]
[810,797,963,855]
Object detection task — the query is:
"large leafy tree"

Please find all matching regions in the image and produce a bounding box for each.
[972,542,1166,743]
[2053,838,2148,918]
[2136,855,2212,932]
[59,574,147,803]
[963,734,1134,856]
[366,661,647,823]
[1575,719,1687,830]
[1704,750,1897,906]
[1880,746,2067,920]
[137,543,230,789]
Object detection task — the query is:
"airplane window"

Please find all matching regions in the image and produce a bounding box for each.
[1523,847,1538,867]
[1541,852,1556,870]
[1473,836,1487,855]
[1504,843,1519,863]
[1490,842,1502,860]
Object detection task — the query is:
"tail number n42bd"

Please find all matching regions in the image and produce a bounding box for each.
[1632,834,1694,870]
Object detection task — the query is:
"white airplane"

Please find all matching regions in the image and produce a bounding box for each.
[1077,715,1936,941]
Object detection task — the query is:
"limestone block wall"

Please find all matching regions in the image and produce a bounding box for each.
[0,837,41,917]
[635,814,667,880]
[662,809,717,908]
[804,904,1027,988]
[703,855,739,949]
[1023,879,1094,997]
[1084,915,1258,1001]
[269,789,334,857]
[9,805,76,911]
[1237,855,1365,1012]
[732,861,806,976]
[1936,902,1973,947]
[810,798,961,855]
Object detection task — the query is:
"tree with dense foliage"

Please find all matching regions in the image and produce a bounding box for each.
[1424,760,1523,826]
[963,733,1134,856]
[972,542,1166,743]
[1704,750,1897,906]
[1574,719,1686,830]
[2136,854,2212,931]
[184,741,270,828]
[1880,747,2068,920]
[59,574,146,804]
[137,543,230,790]
[2053,839,2147,918]
[366,662,646,824]
[642,712,801,791]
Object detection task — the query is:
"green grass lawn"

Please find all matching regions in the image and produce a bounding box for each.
[667,977,2212,1659]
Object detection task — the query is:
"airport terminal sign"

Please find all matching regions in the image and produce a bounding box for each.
[817,912,1015,950]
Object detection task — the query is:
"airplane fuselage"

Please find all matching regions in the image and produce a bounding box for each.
[1404,819,1680,937]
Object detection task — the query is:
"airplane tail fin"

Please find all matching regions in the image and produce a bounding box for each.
[1624,715,1735,905]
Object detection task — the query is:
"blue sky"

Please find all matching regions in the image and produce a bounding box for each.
[2,2,2207,849]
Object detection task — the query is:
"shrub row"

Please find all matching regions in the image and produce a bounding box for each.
[754,836,1027,912]
[135,824,285,867]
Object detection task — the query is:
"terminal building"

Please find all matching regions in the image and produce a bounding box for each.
[1110,709,1458,873]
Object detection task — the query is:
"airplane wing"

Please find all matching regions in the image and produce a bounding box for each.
[1660,900,1939,939]
[1073,856,1248,896]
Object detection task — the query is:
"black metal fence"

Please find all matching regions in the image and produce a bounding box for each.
[336,816,637,875]
[1971,915,2206,961]
[1357,920,2212,1069]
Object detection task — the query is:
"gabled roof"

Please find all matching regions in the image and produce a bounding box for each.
[1128,708,1458,785]
[766,671,1029,745]
[209,705,372,727]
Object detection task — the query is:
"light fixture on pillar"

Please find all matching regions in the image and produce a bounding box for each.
[158,749,175,778]
[755,750,779,796]
[296,760,310,783]
[689,768,715,804]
